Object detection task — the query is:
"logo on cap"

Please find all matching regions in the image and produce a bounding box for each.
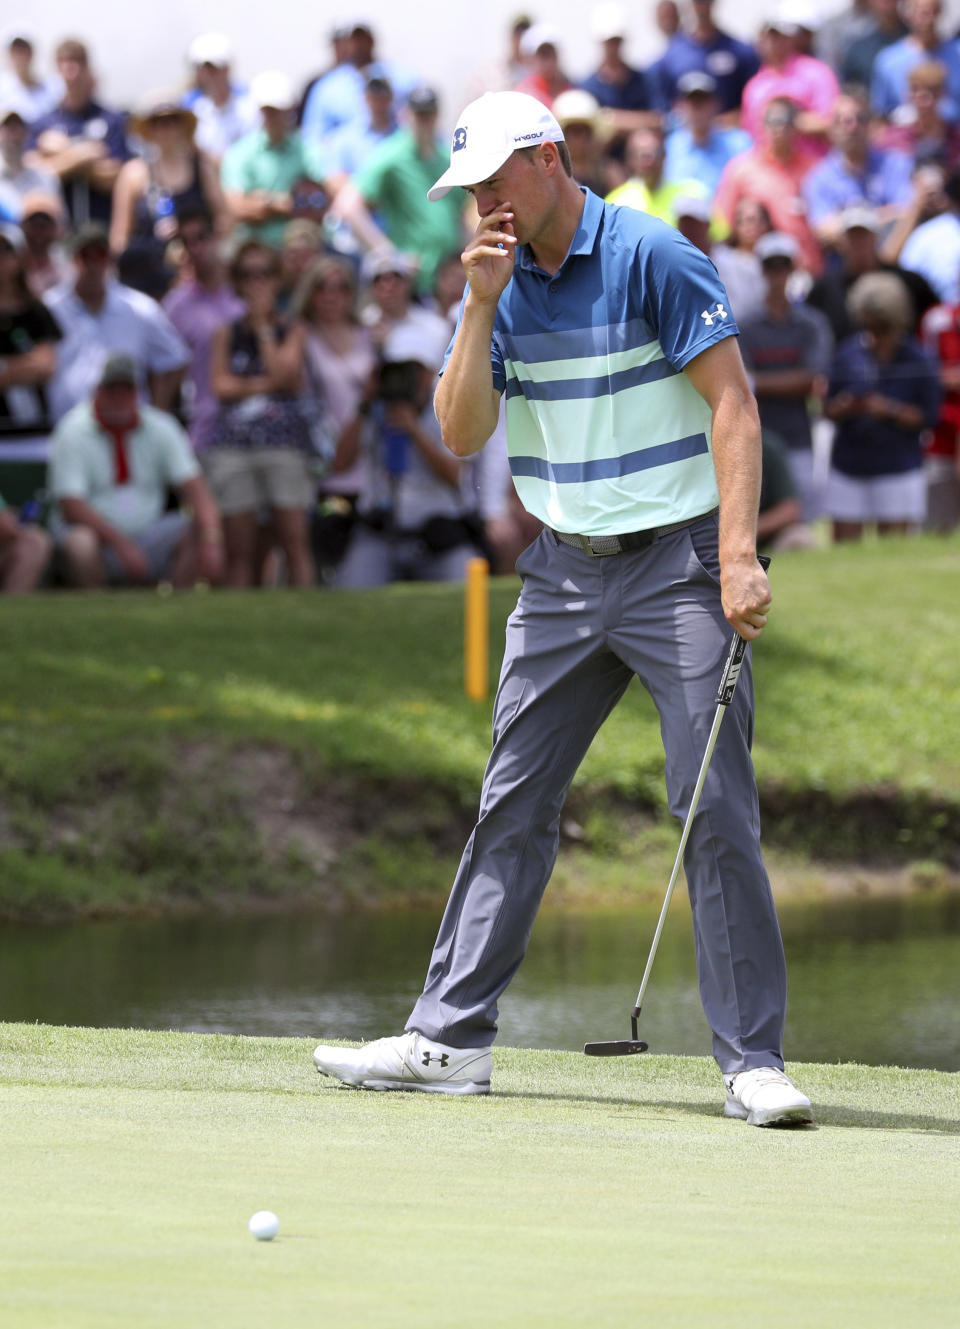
[453,126,467,152]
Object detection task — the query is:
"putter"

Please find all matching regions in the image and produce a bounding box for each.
[583,555,770,1058]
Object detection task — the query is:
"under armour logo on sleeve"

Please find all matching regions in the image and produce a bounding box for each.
[700,303,728,327]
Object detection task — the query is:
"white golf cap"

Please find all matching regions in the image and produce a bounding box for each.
[187,32,234,67]
[382,321,449,372]
[552,88,602,130]
[427,91,565,201]
[520,22,563,59]
[754,230,799,263]
[251,70,297,110]
[590,2,628,42]
[674,195,711,224]
[840,205,880,233]
[778,0,821,32]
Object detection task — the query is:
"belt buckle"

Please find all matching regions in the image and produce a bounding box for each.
[584,533,622,557]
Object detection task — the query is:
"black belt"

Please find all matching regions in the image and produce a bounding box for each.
[550,508,717,558]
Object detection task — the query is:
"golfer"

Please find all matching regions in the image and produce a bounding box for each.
[314,92,812,1127]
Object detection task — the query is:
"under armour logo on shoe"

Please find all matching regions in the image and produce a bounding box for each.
[422,1052,450,1067]
[452,127,467,152]
[700,303,728,327]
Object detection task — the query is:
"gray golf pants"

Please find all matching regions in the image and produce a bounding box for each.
[406,512,787,1075]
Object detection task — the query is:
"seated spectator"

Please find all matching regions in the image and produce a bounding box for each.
[871,0,960,122]
[49,353,223,588]
[919,297,960,530]
[322,68,399,192]
[25,39,129,227]
[842,0,908,93]
[0,222,61,438]
[44,222,189,421]
[807,204,938,340]
[648,0,759,118]
[110,92,230,280]
[514,24,574,109]
[18,190,70,295]
[715,97,823,276]
[711,196,773,324]
[0,106,61,221]
[293,254,377,576]
[297,23,356,129]
[824,270,940,539]
[606,127,708,226]
[664,72,751,198]
[0,487,50,591]
[579,3,653,129]
[184,33,258,162]
[222,71,330,251]
[551,90,614,198]
[803,92,913,246]
[162,207,245,455]
[332,323,478,588]
[878,60,960,170]
[741,17,839,157]
[331,87,466,296]
[0,35,61,127]
[757,429,815,552]
[894,163,960,301]
[207,240,316,587]
[738,231,834,521]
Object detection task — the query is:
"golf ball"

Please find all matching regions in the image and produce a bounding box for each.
[248,1210,279,1241]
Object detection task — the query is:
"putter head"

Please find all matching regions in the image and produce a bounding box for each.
[583,1039,649,1057]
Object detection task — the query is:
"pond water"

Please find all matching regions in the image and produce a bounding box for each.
[2,893,959,1071]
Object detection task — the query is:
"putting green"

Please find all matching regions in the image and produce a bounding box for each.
[2,1024,958,1327]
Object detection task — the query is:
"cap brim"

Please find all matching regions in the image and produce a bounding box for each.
[427,148,514,202]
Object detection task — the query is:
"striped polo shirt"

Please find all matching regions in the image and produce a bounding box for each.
[444,188,739,536]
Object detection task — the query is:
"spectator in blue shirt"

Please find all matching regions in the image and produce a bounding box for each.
[322,68,398,190]
[664,72,751,198]
[25,39,129,227]
[648,0,760,116]
[842,0,907,92]
[300,22,417,143]
[579,3,652,124]
[871,0,960,121]
[803,92,913,245]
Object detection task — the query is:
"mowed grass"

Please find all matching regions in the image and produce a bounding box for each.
[2,1025,958,1328]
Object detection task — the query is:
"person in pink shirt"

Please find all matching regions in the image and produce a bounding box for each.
[742,18,840,159]
[513,23,573,109]
[715,97,823,275]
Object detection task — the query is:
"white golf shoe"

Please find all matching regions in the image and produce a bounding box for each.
[723,1067,813,1127]
[313,1031,491,1095]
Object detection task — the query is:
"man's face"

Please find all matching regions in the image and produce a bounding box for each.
[95,381,138,424]
[74,242,111,288]
[465,147,554,247]
[179,221,215,271]
[352,28,375,65]
[762,255,792,293]
[371,268,411,316]
[260,105,291,138]
[626,132,663,179]
[832,98,869,153]
[533,44,560,80]
[9,40,32,79]
[57,54,91,96]
[843,225,877,272]
[763,102,796,149]
[21,211,57,250]
[0,113,25,153]
[684,91,716,132]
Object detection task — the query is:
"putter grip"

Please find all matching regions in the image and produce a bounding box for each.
[715,555,771,707]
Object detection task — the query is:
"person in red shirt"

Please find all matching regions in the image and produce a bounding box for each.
[920,298,960,530]
[513,24,573,109]
[714,96,823,274]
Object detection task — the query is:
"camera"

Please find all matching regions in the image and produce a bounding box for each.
[377,359,421,405]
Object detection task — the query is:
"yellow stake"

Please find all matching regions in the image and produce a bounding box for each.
[464,557,490,701]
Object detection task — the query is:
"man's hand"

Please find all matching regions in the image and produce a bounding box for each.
[462,206,517,305]
[722,556,772,641]
[111,535,151,583]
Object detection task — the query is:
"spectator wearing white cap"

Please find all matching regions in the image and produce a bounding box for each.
[580,4,654,132]
[330,87,467,295]
[647,0,759,117]
[664,71,751,198]
[18,190,70,296]
[738,231,834,520]
[222,72,331,249]
[514,24,574,110]
[0,106,61,221]
[741,18,840,157]
[359,248,450,354]
[0,36,61,128]
[550,90,615,197]
[331,320,478,588]
[184,33,259,162]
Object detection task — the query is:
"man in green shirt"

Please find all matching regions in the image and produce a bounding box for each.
[331,85,467,293]
[222,71,329,249]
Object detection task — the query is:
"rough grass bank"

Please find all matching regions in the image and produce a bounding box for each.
[1,537,959,920]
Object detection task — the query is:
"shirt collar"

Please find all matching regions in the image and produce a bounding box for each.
[516,187,601,275]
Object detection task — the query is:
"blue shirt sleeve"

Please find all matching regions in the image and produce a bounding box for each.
[636,222,739,369]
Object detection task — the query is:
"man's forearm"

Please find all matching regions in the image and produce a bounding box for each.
[434,294,501,457]
[711,385,763,563]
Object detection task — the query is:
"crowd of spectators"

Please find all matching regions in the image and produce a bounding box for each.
[2,2,960,595]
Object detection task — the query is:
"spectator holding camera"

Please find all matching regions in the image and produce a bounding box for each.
[332,323,478,588]
[49,353,223,588]
[207,240,316,587]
